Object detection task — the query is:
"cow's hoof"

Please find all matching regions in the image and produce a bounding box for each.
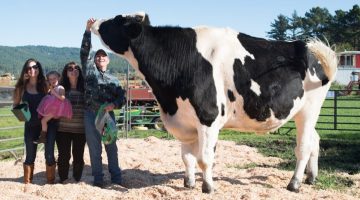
[202,182,214,193]
[184,177,195,189]
[286,178,300,193]
[305,176,316,185]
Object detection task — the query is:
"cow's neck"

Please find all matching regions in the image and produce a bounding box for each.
[129,26,193,87]
[124,48,139,69]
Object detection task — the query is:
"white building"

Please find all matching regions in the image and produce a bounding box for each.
[336,51,360,85]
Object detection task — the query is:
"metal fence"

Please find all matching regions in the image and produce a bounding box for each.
[280,89,360,134]
[1,89,360,159]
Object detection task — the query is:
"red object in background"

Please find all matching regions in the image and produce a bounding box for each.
[129,87,155,100]
[128,87,157,106]
[356,54,360,68]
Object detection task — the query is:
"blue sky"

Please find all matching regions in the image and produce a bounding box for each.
[1,0,358,51]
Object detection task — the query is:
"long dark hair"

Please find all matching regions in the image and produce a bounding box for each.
[13,58,47,101]
[60,61,84,92]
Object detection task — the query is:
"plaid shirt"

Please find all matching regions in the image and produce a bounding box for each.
[80,31,125,112]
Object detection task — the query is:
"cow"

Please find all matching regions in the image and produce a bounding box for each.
[91,12,337,193]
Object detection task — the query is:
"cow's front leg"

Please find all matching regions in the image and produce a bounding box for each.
[181,142,198,188]
[197,126,219,193]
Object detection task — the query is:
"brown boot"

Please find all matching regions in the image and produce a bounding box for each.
[34,131,47,144]
[46,164,56,184]
[23,164,34,184]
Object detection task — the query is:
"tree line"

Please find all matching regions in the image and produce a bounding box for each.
[0,45,130,77]
[267,5,360,51]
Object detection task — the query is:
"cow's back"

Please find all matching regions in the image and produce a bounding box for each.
[191,28,329,133]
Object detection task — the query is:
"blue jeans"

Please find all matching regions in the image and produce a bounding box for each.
[24,119,58,165]
[84,108,122,184]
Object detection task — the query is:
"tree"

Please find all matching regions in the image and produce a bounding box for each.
[288,11,303,40]
[346,5,360,50]
[267,5,359,51]
[301,7,332,39]
[267,14,289,40]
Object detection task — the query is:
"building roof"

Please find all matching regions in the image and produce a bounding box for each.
[337,51,360,55]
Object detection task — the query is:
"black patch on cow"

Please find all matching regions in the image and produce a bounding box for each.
[322,79,329,85]
[129,26,219,126]
[97,18,219,126]
[307,51,329,86]
[221,104,225,116]
[97,16,131,54]
[97,14,150,55]
[235,33,307,121]
[227,90,236,102]
[233,110,236,114]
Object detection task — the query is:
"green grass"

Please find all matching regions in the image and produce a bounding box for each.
[315,173,354,190]
[118,129,171,139]
[220,129,360,191]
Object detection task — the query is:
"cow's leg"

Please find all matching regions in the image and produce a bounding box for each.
[181,142,198,188]
[287,106,321,192]
[305,131,319,185]
[197,126,219,193]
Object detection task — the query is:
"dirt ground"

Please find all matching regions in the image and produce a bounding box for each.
[0,137,359,200]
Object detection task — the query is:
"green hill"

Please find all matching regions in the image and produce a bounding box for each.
[0,45,130,76]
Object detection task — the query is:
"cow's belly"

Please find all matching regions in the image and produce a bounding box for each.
[223,96,305,133]
[160,98,200,143]
[160,94,304,138]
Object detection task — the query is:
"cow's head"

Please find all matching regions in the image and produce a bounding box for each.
[91,12,150,55]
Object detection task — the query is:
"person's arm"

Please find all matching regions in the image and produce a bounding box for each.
[80,18,96,76]
[109,85,126,111]
[113,86,126,109]
[12,87,22,107]
[104,84,126,112]
[51,86,66,101]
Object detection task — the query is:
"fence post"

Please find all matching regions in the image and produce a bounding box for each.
[125,63,130,138]
[334,90,338,130]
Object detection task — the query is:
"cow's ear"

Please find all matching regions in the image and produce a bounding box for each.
[124,23,143,39]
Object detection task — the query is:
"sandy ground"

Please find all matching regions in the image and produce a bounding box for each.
[0,136,359,200]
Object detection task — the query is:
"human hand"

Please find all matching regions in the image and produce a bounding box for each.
[23,73,29,80]
[50,88,57,96]
[86,18,96,32]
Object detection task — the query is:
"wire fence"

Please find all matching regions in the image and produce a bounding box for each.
[1,89,360,160]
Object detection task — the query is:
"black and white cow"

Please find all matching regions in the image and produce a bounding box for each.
[91,12,337,193]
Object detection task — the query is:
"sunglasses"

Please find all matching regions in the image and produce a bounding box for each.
[26,65,39,71]
[67,65,80,72]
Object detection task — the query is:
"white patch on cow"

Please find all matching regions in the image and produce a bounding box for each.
[192,26,255,130]
[307,39,337,81]
[250,79,261,96]
[193,26,254,66]
[123,11,146,19]
[161,98,199,144]
[123,48,139,70]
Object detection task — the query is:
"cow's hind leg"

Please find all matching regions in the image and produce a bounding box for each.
[197,126,219,193]
[287,106,321,192]
[181,142,198,188]
[304,130,319,185]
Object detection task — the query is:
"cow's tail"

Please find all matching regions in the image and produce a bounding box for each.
[306,39,338,82]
